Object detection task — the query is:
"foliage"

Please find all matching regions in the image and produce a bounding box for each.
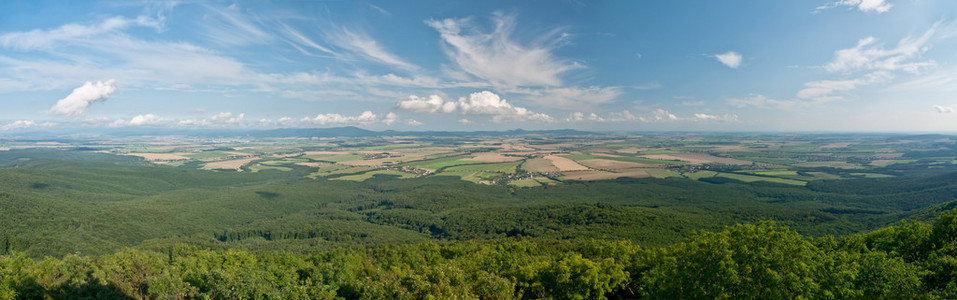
[4,210,957,298]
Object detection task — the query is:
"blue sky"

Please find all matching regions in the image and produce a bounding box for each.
[1,0,956,132]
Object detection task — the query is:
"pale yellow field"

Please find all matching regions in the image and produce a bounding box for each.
[123,153,191,161]
[544,155,590,171]
[577,159,654,170]
[640,154,751,165]
[521,158,560,173]
[203,158,258,171]
[869,160,896,167]
[589,152,622,158]
[295,162,328,167]
[464,153,524,162]
[562,170,650,181]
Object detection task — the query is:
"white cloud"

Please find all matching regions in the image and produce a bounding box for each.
[729,94,804,109]
[395,91,553,122]
[209,112,245,123]
[816,0,892,14]
[395,95,458,113]
[825,30,936,74]
[649,109,678,121]
[458,118,472,124]
[331,29,418,71]
[0,120,37,130]
[48,80,117,116]
[406,119,423,126]
[714,51,742,69]
[382,112,400,125]
[110,114,166,127]
[521,86,621,109]
[693,113,739,122]
[301,111,382,126]
[933,105,955,113]
[178,112,245,127]
[427,13,581,87]
[565,109,736,123]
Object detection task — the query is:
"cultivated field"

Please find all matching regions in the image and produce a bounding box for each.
[544,155,590,171]
[640,154,751,165]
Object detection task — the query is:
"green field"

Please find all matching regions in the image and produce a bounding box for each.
[715,172,807,186]
[332,169,416,181]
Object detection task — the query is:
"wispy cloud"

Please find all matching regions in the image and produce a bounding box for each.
[329,28,418,71]
[714,51,742,69]
[825,32,936,74]
[520,86,622,110]
[427,12,581,87]
[933,105,955,113]
[815,0,892,14]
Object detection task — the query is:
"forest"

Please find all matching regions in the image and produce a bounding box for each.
[3,210,957,299]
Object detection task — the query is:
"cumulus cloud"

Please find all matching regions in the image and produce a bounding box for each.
[48,80,117,116]
[933,105,955,113]
[382,112,400,125]
[565,109,736,123]
[178,112,245,127]
[209,112,245,123]
[693,113,739,122]
[395,95,457,113]
[458,118,473,124]
[0,120,52,131]
[714,51,742,69]
[395,91,553,122]
[110,114,166,127]
[301,111,383,126]
[426,13,581,87]
[816,0,892,14]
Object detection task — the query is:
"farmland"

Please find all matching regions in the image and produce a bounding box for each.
[3,131,956,187]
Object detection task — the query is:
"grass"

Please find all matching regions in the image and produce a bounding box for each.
[407,155,487,170]
[308,165,375,178]
[849,173,895,178]
[562,154,687,165]
[716,172,806,186]
[185,151,243,160]
[332,169,416,182]
[442,162,521,183]
[793,161,863,169]
[684,171,718,180]
[636,168,682,178]
[748,170,798,176]
[444,162,521,173]
[509,178,542,187]
[249,165,293,172]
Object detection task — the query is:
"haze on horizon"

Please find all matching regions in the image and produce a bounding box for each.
[1,0,957,133]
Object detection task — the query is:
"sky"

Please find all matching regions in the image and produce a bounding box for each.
[1,0,957,133]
